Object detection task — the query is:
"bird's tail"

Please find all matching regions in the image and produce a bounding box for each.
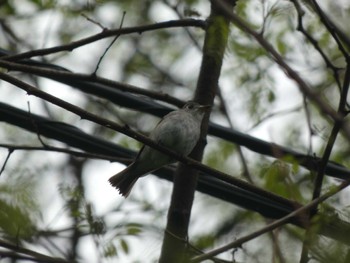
[108,165,139,197]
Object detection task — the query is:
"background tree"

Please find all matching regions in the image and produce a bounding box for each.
[0,0,350,262]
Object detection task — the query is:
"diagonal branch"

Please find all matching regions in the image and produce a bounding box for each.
[0,148,13,176]
[0,238,69,263]
[191,179,350,262]
[309,0,350,58]
[291,0,342,90]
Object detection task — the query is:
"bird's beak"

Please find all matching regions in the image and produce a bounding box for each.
[199,105,211,111]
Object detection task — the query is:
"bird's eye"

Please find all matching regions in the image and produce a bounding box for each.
[187,103,194,109]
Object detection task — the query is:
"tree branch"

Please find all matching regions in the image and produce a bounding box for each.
[0,239,69,263]
[0,143,130,163]
[1,19,206,61]
[291,0,342,90]
[191,179,350,262]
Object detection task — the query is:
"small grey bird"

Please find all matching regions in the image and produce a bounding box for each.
[109,101,210,197]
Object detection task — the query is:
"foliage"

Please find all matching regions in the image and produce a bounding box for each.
[0,170,40,242]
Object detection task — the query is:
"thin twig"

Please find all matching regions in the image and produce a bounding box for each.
[164,0,203,51]
[302,94,314,155]
[291,0,342,90]
[310,0,349,59]
[81,13,106,30]
[27,101,48,147]
[0,143,132,163]
[0,148,13,176]
[217,88,253,183]
[135,46,185,87]
[248,105,302,131]
[93,11,126,75]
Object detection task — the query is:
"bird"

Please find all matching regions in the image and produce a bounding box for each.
[108,101,210,197]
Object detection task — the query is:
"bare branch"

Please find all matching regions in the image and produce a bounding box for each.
[93,11,126,75]
[0,143,131,163]
[291,0,343,90]
[81,13,107,31]
[0,238,69,263]
[309,0,350,59]
[1,19,207,61]
[0,148,13,176]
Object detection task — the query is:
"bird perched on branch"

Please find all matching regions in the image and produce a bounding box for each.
[109,101,210,197]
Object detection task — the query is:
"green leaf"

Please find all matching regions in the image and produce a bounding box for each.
[194,234,215,250]
[0,172,40,242]
[0,201,36,241]
[263,161,302,201]
[126,223,142,235]
[103,242,117,257]
[120,239,129,254]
